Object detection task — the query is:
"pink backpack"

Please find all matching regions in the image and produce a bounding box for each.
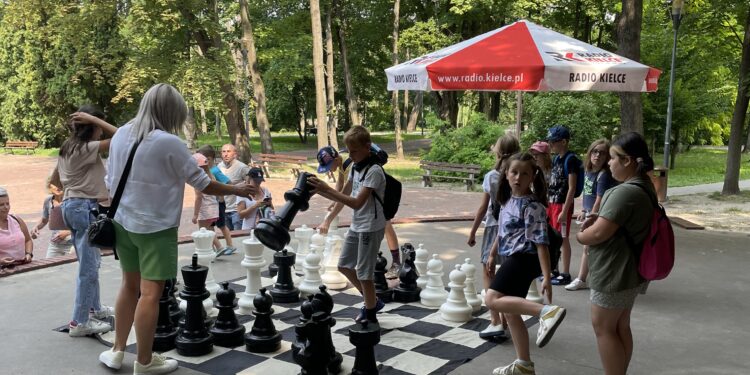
[622,183,675,281]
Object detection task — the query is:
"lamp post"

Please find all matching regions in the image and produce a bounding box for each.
[241,48,250,136]
[663,0,685,169]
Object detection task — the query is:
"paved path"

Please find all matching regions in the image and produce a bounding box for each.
[668,179,750,196]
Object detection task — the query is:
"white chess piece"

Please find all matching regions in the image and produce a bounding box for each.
[180,228,218,315]
[294,224,314,271]
[238,231,266,314]
[420,254,448,307]
[414,244,429,289]
[320,228,348,290]
[526,279,544,304]
[461,258,481,312]
[439,264,473,322]
[298,246,323,297]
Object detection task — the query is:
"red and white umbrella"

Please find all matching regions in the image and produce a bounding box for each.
[386,20,661,93]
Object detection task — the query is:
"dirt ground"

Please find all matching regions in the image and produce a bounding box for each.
[664,193,750,233]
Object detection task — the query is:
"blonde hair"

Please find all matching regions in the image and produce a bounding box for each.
[584,139,611,172]
[130,83,187,142]
[492,134,520,171]
[343,125,371,147]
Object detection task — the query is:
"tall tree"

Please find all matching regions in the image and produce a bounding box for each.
[240,0,273,154]
[334,1,361,127]
[406,92,422,133]
[183,106,198,150]
[617,0,644,134]
[723,6,750,195]
[391,0,404,159]
[311,0,329,149]
[325,4,339,150]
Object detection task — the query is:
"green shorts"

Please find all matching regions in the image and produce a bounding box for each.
[113,221,178,280]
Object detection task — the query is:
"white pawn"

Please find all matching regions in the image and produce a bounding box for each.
[439,264,473,322]
[460,258,481,312]
[320,229,348,290]
[294,224,314,271]
[238,231,266,315]
[414,244,429,289]
[298,246,323,297]
[420,254,448,307]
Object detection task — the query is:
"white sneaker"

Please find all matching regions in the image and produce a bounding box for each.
[91,305,115,319]
[69,319,112,337]
[536,305,566,348]
[134,353,178,375]
[479,322,506,339]
[564,278,588,291]
[99,348,124,370]
[492,359,535,375]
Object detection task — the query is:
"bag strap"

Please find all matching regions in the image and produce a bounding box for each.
[107,142,140,219]
[617,181,657,251]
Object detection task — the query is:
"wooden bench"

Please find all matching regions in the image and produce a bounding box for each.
[258,153,309,179]
[3,140,39,154]
[420,160,482,191]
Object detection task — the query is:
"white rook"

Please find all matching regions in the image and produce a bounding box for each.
[294,224,314,270]
[238,231,266,315]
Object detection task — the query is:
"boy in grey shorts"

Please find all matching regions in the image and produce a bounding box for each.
[307,126,387,323]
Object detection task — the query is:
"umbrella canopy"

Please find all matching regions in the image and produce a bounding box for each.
[386,20,661,93]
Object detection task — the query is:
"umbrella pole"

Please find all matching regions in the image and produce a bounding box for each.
[515,92,523,136]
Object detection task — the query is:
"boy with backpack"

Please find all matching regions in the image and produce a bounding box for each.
[307,126,390,323]
[546,125,583,286]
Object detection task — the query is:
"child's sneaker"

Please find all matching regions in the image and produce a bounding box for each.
[91,305,115,319]
[134,353,178,375]
[99,348,124,370]
[354,299,385,321]
[479,322,506,339]
[564,278,588,291]
[536,305,566,348]
[68,319,112,337]
[492,359,535,375]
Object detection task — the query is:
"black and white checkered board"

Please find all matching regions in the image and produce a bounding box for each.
[100,274,539,375]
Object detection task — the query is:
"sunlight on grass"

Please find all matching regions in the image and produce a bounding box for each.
[708,190,750,203]
[653,149,750,187]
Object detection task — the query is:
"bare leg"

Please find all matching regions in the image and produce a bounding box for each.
[561,237,571,274]
[576,246,589,281]
[219,225,233,247]
[484,289,544,317]
[506,313,530,362]
[338,267,362,293]
[591,304,628,375]
[134,279,166,365]
[112,271,141,352]
[617,309,633,371]
[360,280,376,309]
[384,221,399,255]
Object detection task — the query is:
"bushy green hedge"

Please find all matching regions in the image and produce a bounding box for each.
[423,112,507,181]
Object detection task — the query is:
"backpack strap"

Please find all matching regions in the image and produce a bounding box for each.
[617,181,657,251]
[352,162,382,219]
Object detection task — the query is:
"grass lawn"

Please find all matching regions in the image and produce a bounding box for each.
[653,149,750,187]
[196,132,426,154]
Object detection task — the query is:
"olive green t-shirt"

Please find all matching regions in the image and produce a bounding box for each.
[587,177,654,292]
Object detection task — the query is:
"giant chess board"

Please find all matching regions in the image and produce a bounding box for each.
[96,273,538,375]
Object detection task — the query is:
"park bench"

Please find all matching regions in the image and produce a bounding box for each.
[3,141,39,155]
[420,160,482,191]
[257,153,309,179]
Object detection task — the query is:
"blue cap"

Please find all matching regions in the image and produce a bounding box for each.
[316,146,339,173]
[546,125,570,142]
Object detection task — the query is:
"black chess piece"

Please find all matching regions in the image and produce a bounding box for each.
[255,172,313,251]
[349,320,381,375]
[210,282,246,347]
[311,286,342,374]
[175,255,214,356]
[268,262,279,278]
[374,251,393,302]
[393,250,421,303]
[269,249,300,303]
[167,278,184,327]
[244,287,282,353]
[153,279,178,352]
[293,312,329,375]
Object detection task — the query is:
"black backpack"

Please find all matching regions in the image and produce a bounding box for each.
[352,162,402,221]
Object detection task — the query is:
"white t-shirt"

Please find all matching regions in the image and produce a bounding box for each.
[107,123,211,234]
[482,170,500,227]
[349,164,386,232]
[236,187,272,230]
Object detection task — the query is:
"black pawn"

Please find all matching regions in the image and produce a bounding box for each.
[245,287,282,353]
[374,252,393,302]
[294,313,329,375]
[349,320,381,375]
[312,286,342,374]
[269,249,300,303]
[291,295,314,368]
[175,255,214,356]
[167,278,184,327]
[393,250,421,303]
[210,282,246,347]
[153,280,177,352]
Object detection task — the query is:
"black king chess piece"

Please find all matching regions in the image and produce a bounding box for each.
[175,254,214,356]
[210,282,246,347]
[374,251,393,302]
[393,248,421,302]
[245,288,282,353]
[255,172,313,251]
[153,279,178,352]
[349,319,381,375]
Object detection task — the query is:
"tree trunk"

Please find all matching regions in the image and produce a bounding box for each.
[743,117,750,153]
[723,8,750,195]
[183,106,198,151]
[616,0,644,135]
[311,0,329,149]
[335,0,361,127]
[669,127,679,170]
[200,105,208,134]
[240,0,273,154]
[489,92,500,122]
[515,92,523,137]
[406,92,422,133]
[391,0,404,159]
[324,5,339,150]
[215,112,222,138]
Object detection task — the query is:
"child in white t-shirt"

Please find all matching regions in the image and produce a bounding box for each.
[191,153,221,254]
[236,167,273,230]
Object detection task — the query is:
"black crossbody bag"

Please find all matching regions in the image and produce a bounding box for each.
[87,142,139,255]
